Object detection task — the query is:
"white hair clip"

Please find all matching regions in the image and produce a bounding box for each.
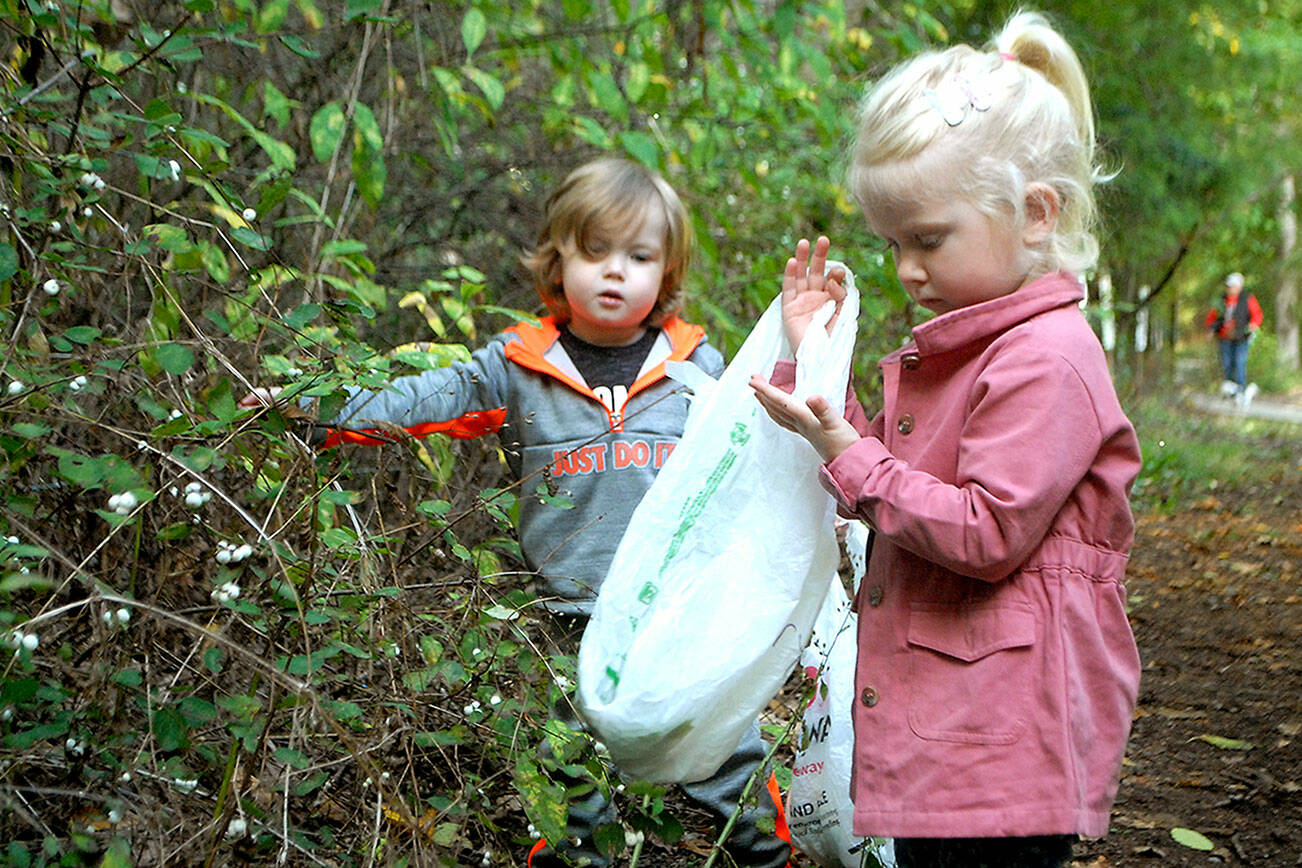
[924,74,993,126]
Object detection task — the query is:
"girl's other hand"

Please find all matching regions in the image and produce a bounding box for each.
[782,236,846,353]
[748,375,860,463]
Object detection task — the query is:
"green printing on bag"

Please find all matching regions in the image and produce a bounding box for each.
[656,421,751,578]
[597,419,752,702]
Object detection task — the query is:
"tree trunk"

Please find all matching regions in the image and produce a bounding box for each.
[1278,174,1299,370]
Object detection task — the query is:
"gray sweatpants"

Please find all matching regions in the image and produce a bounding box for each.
[536,615,789,868]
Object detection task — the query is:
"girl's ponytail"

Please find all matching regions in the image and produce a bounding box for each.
[994,11,1096,180]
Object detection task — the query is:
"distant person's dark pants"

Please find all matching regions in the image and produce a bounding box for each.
[894,834,1075,867]
[1218,337,1250,390]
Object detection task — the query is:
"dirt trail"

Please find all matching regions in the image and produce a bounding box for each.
[1073,408,1302,866]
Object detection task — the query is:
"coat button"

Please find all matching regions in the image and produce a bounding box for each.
[902,353,921,370]
[897,413,914,434]
[860,687,879,707]
[867,585,884,607]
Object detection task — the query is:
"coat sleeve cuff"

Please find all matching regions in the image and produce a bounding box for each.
[819,435,892,518]
[770,359,797,393]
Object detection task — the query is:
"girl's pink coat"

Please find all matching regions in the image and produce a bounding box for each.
[816,272,1141,839]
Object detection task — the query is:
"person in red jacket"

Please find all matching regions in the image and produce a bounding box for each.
[1205,272,1263,404]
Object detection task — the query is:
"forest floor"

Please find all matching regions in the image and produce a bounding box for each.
[1070,413,1302,868]
[661,388,1302,868]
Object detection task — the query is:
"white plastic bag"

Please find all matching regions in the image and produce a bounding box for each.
[786,522,894,867]
[576,269,859,783]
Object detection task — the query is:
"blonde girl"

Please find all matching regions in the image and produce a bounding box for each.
[751,11,1141,868]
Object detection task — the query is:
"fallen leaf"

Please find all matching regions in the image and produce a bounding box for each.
[1192,734,1254,751]
[1170,827,1215,851]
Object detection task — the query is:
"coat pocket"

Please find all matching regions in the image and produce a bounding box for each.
[906,603,1036,744]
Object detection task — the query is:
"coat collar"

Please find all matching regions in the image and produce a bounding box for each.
[895,271,1086,359]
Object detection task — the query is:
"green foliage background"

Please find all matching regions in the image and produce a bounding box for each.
[0,0,1298,865]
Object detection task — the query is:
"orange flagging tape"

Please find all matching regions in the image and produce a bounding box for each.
[766,770,794,866]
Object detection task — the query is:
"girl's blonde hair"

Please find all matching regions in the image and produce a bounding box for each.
[522,157,693,327]
[849,10,1101,277]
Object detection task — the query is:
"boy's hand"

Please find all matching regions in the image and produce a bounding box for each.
[238,386,285,409]
[749,375,859,463]
[782,236,845,353]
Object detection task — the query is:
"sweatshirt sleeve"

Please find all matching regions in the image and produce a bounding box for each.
[821,345,1116,581]
[321,338,512,443]
[693,341,726,379]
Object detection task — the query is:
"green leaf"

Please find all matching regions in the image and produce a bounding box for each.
[284,303,321,330]
[572,116,611,148]
[625,62,650,102]
[413,729,466,747]
[619,130,658,168]
[255,0,289,36]
[230,226,271,250]
[217,695,261,717]
[52,449,107,487]
[321,699,363,719]
[155,343,194,375]
[402,668,438,691]
[7,841,31,868]
[351,103,386,207]
[461,7,487,56]
[192,93,296,169]
[588,70,628,121]
[100,837,132,868]
[155,522,193,541]
[513,757,568,847]
[151,707,189,752]
[561,0,591,20]
[463,67,505,110]
[64,326,101,344]
[344,0,383,20]
[0,678,39,706]
[1170,827,1214,851]
[178,697,217,726]
[293,771,329,796]
[0,244,17,281]
[273,747,311,769]
[483,603,520,621]
[199,241,230,283]
[279,33,319,59]
[143,223,193,253]
[309,102,346,163]
[135,153,180,181]
[5,721,71,750]
[208,385,238,424]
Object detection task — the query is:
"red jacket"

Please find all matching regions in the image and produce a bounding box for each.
[1205,291,1263,340]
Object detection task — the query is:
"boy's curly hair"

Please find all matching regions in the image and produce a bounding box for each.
[522,158,693,327]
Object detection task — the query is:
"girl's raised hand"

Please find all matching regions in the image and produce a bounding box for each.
[782,236,846,353]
